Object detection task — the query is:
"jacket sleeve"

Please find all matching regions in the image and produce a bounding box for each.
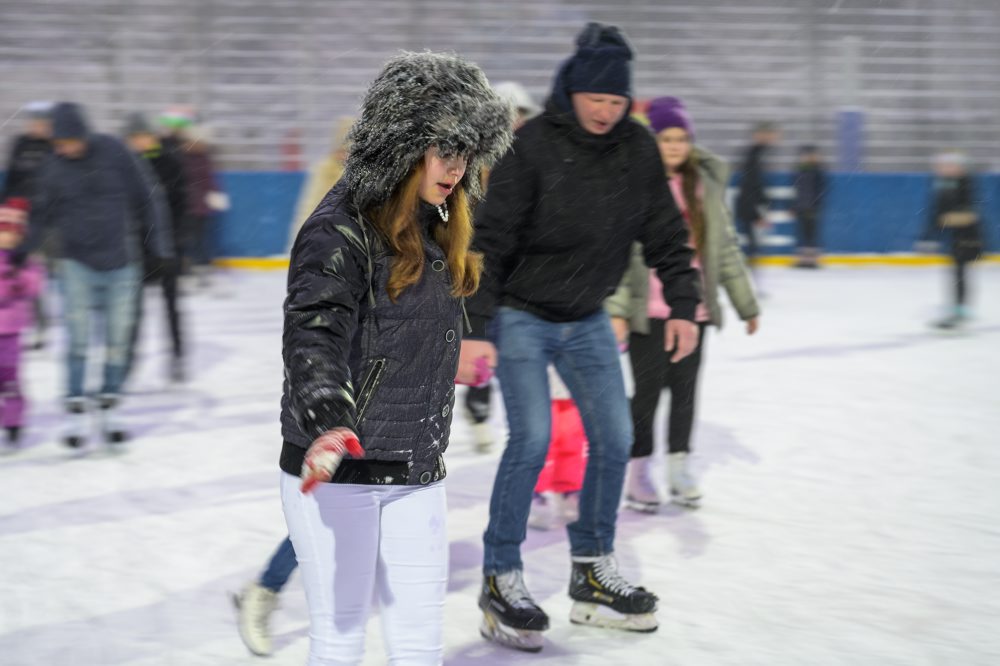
[467,139,537,338]
[1,137,25,199]
[18,157,57,257]
[636,140,700,322]
[135,157,175,256]
[717,197,760,321]
[119,142,174,259]
[283,216,366,441]
[605,242,644,321]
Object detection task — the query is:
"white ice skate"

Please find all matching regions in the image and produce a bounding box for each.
[528,493,557,531]
[625,457,662,513]
[471,421,494,453]
[668,452,701,508]
[232,582,278,656]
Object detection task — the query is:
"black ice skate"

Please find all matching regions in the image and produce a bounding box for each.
[63,398,88,448]
[478,571,549,652]
[568,556,658,632]
[97,394,127,445]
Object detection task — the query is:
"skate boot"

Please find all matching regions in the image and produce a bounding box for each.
[63,397,88,448]
[933,305,969,331]
[97,394,128,444]
[625,456,662,513]
[568,555,658,632]
[478,570,549,652]
[527,492,557,531]
[471,421,494,453]
[668,452,701,508]
[232,581,278,656]
[560,491,580,523]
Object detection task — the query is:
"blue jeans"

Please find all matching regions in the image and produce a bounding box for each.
[483,307,633,574]
[259,536,298,592]
[58,260,140,399]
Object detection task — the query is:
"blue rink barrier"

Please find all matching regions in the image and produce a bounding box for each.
[3,170,996,257]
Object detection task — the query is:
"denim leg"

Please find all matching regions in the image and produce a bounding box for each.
[259,536,298,592]
[101,264,140,395]
[552,310,633,557]
[58,260,96,399]
[482,308,557,575]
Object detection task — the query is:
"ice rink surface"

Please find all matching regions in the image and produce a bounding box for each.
[1,265,998,666]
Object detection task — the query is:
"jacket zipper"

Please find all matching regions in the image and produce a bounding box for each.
[355,358,387,423]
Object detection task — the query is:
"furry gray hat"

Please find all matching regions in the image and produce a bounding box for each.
[344,52,513,212]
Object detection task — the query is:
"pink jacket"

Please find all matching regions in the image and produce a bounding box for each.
[0,252,44,335]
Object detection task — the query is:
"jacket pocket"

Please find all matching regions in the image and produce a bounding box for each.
[355,357,387,423]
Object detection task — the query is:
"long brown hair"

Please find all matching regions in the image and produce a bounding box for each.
[368,160,482,301]
[676,156,705,255]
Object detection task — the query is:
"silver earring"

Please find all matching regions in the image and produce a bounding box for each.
[436,204,449,223]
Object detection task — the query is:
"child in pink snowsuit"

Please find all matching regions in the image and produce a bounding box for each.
[0,197,45,444]
[528,366,589,529]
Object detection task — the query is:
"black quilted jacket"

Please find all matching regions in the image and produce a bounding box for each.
[279,180,462,486]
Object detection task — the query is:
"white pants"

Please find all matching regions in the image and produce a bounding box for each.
[281,473,448,666]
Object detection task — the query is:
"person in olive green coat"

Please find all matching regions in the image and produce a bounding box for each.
[605,97,760,511]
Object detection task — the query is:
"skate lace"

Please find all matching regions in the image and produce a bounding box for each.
[592,556,640,597]
[496,570,538,610]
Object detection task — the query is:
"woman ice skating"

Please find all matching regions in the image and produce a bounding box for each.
[279,52,511,665]
[607,96,760,512]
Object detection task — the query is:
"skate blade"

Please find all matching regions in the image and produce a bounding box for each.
[480,611,544,652]
[569,602,658,633]
[670,496,701,510]
[625,497,661,514]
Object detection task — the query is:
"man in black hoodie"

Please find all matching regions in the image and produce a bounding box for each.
[467,23,700,647]
[18,102,172,447]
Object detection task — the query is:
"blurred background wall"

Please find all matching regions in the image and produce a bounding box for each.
[2,0,998,256]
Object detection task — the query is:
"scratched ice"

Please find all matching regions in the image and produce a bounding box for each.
[1,265,997,665]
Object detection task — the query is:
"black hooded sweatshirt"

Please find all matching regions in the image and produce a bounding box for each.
[467,73,699,336]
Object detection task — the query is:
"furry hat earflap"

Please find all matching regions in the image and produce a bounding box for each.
[344,52,513,212]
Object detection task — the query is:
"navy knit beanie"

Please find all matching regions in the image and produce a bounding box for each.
[564,23,633,98]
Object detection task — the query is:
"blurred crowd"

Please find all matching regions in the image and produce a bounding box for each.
[0,101,227,447]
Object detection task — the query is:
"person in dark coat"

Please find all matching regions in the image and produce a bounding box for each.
[123,113,186,383]
[734,121,780,268]
[924,151,984,329]
[2,102,53,200]
[464,23,701,647]
[16,102,172,447]
[3,102,54,350]
[792,144,827,268]
[277,52,511,664]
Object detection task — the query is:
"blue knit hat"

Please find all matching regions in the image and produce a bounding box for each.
[563,23,633,98]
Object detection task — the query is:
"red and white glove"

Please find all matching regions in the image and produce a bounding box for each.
[300,427,364,494]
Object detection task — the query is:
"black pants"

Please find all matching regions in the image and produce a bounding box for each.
[954,256,969,306]
[124,260,183,381]
[464,384,491,424]
[628,319,707,459]
[738,217,758,263]
[798,210,820,248]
